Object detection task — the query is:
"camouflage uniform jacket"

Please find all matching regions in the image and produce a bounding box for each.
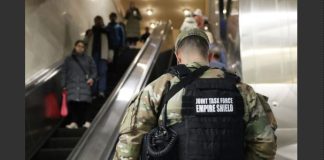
[113,62,277,160]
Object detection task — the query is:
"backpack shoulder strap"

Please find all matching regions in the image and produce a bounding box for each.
[168,64,192,79]
[72,55,89,76]
[223,71,241,83]
[157,66,209,126]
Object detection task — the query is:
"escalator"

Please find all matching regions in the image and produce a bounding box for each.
[26,21,173,160]
[32,121,86,160]
[67,21,174,160]
[31,48,140,160]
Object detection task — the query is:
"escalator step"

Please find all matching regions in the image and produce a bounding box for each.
[33,148,73,160]
[44,137,80,148]
[53,128,86,137]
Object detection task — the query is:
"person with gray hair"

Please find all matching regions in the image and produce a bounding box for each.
[180,11,198,32]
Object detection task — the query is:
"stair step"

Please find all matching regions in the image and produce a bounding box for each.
[53,128,86,137]
[44,137,80,148]
[33,148,73,160]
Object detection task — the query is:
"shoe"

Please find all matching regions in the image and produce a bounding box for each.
[66,122,78,129]
[83,121,91,128]
[99,92,105,98]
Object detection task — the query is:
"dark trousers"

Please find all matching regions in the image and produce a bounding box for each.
[67,101,90,126]
[110,48,120,71]
[126,37,139,46]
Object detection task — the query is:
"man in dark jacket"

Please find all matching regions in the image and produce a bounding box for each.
[86,15,109,98]
[106,12,125,69]
[140,27,150,42]
[61,40,97,129]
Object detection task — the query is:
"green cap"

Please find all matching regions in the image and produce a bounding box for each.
[175,28,210,51]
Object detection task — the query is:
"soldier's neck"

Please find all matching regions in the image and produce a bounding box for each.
[181,57,208,66]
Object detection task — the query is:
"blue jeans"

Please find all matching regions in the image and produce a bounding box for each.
[92,52,108,94]
[92,52,101,65]
[98,59,108,93]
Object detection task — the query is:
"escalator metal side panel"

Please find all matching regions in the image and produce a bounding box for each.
[108,32,176,160]
[67,22,171,160]
[25,65,63,160]
[239,0,297,159]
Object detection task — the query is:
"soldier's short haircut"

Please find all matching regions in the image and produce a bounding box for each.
[177,36,209,57]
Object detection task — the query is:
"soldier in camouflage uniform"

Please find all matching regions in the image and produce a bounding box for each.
[113,28,277,160]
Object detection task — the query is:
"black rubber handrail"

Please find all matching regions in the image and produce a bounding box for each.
[67,21,172,160]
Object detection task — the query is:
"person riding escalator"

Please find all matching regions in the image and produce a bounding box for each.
[61,40,97,129]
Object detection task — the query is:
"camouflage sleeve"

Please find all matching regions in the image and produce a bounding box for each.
[113,74,173,160]
[238,84,277,160]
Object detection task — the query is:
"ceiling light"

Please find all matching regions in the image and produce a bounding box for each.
[183,9,191,16]
[150,23,157,29]
[80,32,86,37]
[146,9,153,16]
[223,9,227,14]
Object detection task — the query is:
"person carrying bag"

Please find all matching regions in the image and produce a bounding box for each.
[61,40,97,129]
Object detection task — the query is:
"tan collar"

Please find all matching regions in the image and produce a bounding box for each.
[185,62,209,68]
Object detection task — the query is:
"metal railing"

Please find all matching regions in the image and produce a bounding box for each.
[67,21,172,160]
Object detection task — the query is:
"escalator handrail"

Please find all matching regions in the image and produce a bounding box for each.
[67,21,172,160]
[67,31,151,158]
[25,61,63,95]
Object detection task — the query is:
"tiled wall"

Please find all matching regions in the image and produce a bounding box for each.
[25,0,118,80]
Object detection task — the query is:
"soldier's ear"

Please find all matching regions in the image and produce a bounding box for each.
[174,50,182,64]
[174,49,178,56]
[207,53,213,62]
